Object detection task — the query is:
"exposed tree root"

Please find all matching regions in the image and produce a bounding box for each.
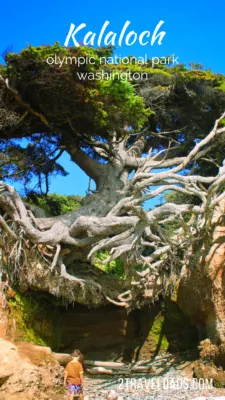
[0,113,225,307]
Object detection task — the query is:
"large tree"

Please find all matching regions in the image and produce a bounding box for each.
[0,44,225,311]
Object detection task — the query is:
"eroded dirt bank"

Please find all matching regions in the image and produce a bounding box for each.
[1,290,225,399]
[0,288,198,361]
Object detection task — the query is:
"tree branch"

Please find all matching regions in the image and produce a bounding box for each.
[67,146,106,186]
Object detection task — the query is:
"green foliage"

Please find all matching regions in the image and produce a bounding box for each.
[164,192,200,213]
[26,193,82,216]
[219,118,225,127]
[2,44,150,136]
[189,62,204,70]
[99,78,151,131]
[94,251,125,278]
[0,138,68,193]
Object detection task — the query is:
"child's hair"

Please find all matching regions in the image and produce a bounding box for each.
[71,349,81,357]
[1,273,8,282]
[79,353,86,370]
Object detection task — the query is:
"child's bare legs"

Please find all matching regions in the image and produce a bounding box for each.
[79,394,83,400]
[1,294,6,308]
[69,395,74,400]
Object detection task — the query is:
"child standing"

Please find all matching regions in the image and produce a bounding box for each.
[64,349,84,400]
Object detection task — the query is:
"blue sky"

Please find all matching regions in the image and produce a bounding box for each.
[1,0,225,199]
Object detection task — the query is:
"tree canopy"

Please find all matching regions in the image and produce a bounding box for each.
[1,44,225,191]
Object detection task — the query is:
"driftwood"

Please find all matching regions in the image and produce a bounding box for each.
[52,354,126,369]
[86,366,155,376]
[86,367,129,375]
[87,367,114,375]
[84,360,126,369]
[131,365,154,373]
[85,361,156,375]
[52,352,72,366]
[52,354,155,375]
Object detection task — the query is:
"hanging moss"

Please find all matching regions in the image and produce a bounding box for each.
[8,291,64,349]
[8,292,47,345]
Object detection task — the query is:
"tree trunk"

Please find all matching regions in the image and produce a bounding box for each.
[0,162,133,307]
[37,163,128,230]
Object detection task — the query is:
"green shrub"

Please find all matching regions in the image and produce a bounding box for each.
[26,193,82,216]
[94,251,125,278]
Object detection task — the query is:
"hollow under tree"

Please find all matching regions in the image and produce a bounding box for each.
[0,45,225,310]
